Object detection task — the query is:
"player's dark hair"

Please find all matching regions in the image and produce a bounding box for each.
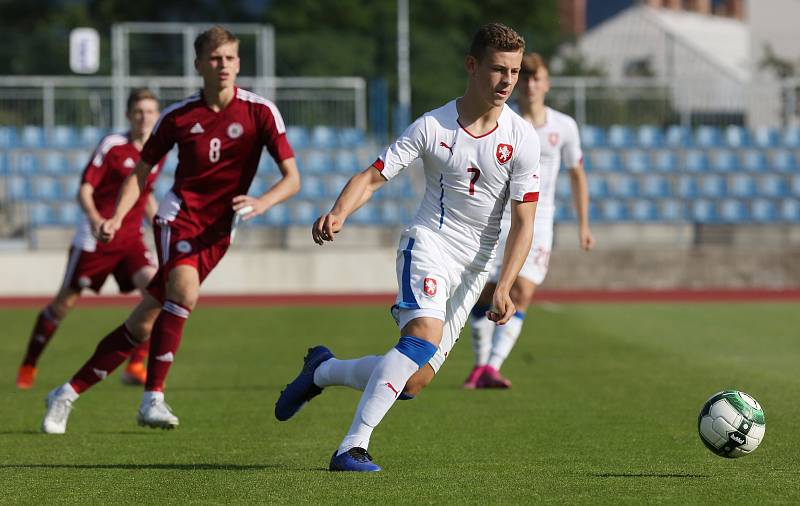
[521,52,547,77]
[468,23,525,60]
[194,25,239,58]
[126,87,158,113]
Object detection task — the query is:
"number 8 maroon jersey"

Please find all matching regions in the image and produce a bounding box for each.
[140,87,294,237]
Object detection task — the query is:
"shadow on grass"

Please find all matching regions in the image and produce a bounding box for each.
[593,472,710,478]
[0,463,323,471]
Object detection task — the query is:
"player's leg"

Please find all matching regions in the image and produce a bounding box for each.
[17,285,81,389]
[464,281,495,388]
[138,264,200,429]
[41,294,161,434]
[121,262,158,386]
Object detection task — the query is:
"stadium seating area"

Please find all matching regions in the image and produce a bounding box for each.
[2,124,800,232]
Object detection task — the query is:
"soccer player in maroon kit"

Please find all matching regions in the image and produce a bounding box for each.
[41,26,300,434]
[17,88,163,390]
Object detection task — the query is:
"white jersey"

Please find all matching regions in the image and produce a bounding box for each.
[376,99,541,271]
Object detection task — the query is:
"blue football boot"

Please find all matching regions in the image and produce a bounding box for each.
[274,345,334,421]
[329,447,382,472]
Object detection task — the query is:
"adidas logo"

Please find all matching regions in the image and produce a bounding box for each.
[155,352,174,362]
[190,122,204,134]
[93,368,108,380]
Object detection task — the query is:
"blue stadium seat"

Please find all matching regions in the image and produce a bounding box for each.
[723,125,749,148]
[380,201,411,225]
[348,202,380,224]
[659,199,685,221]
[14,152,40,174]
[50,126,77,148]
[652,150,678,172]
[753,126,779,148]
[675,176,698,198]
[299,175,325,199]
[31,176,61,200]
[61,175,80,199]
[751,199,778,223]
[587,176,609,199]
[630,199,657,221]
[683,150,709,172]
[248,176,267,196]
[554,200,574,221]
[699,175,726,198]
[70,150,91,173]
[758,175,788,198]
[259,202,289,226]
[326,174,350,199]
[741,149,768,172]
[710,149,738,172]
[719,199,748,222]
[285,126,310,150]
[20,126,45,148]
[339,128,366,148]
[607,125,633,148]
[599,199,628,221]
[771,150,798,172]
[691,199,718,222]
[79,126,105,148]
[588,149,620,172]
[791,175,800,196]
[57,202,81,226]
[555,175,571,199]
[300,151,332,175]
[695,126,721,148]
[622,149,649,172]
[333,150,360,173]
[7,176,31,200]
[665,125,690,147]
[611,174,639,198]
[29,202,55,225]
[636,125,662,148]
[783,126,800,148]
[641,175,670,198]
[781,199,800,221]
[0,153,7,174]
[0,126,17,148]
[43,152,70,174]
[728,175,756,198]
[311,126,338,149]
[580,126,605,148]
[290,200,319,225]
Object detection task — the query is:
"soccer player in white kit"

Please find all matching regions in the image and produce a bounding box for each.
[274,23,541,472]
[464,53,595,389]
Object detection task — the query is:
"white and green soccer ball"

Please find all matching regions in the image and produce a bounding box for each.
[698,390,765,458]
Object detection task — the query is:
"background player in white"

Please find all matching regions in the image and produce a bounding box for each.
[275,23,541,472]
[464,52,595,389]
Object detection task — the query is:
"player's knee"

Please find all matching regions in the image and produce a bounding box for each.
[510,283,535,307]
[403,370,434,397]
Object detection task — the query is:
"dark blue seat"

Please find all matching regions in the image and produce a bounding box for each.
[611,174,639,198]
[683,150,709,172]
[0,153,7,174]
[652,150,677,172]
[298,174,324,199]
[14,152,40,174]
[587,176,608,198]
[29,202,55,225]
[783,126,800,148]
[659,199,685,221]
[791,175,800,197]
[675,176,698,198]
[300,151,332,175]
[719,199,748,222]
[333,150,360,173]
[31,176,61,200]
[70,150,92,173]
[665,125,690,147]
[311,126,338,149]
[43,152,71,174]
[637,125,662,148]
[641,174,670,198]
[699,175,727,198]
[50,126,77,148]
[751,199,778,223]
[348,202,380,224]
[57,202,81,226]
[607,125,633,148]
[729,175,756,198]
[285,126,310,150]
[554,201,574,221]
[599,199,628,221]
[0,126,17,148]
[555,175,570,199]
[580,125,605,148]
[695,126,721,148]
[290,200,319,225]
[780,199,800,221]
[20,126,45,148]
[260,203,289,226]
[7,176,32,200]
[61,175,80,199]
[753,126,779,148]
[741,150,768,172]
[723,125,749,148]
[691,199,718,223]
[630,199,657,221]
[710,149,738,172]
[623,149,649,173]
[771,150,797,172]
[79,126,105,148]
[589,149,620,172]
[758,175,788,198]
[339,128,365,148]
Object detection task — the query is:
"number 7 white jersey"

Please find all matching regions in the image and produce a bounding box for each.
[375,99,541,271]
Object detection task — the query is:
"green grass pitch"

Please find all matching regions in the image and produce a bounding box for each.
[1,302,798,504]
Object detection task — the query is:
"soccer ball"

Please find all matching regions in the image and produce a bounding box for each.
[698,390,765,458]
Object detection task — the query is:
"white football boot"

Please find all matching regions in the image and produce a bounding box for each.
[41,384,78,434]
[137,392,179,429]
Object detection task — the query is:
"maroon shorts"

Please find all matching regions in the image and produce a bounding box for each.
[147,220,231,303]
[64,240,156,294]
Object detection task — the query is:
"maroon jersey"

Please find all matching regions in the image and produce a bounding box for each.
[140,87,294,237]
[77,133,162,249]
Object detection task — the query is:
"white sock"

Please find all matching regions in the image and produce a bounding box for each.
[470,313,494,366]
[487,313,525,370]
[313,355,381,390]
[57,382,79,401]
[337,348,419,455]
[140,390,164,409]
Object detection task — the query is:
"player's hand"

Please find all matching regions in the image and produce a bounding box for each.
[98,219,120,244]
[232,195,267,221]
[312,212,343,245]
[487,287,515,325]
[579,225,595,251]
[89,217,104,239]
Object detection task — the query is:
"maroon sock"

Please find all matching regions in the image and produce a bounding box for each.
[128,339,149,366]
[70,324,138,393]
[22,307,60,367]
[145,300,191,392]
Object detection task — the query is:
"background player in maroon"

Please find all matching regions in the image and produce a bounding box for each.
[40,26,300,434]
[17,88,163,390]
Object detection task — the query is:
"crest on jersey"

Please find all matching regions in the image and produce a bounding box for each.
[227,122,244,139]
[423,277,437,297]
[190,122,204,134]
[549,133,559,146]
[123,157,135,168]
[496,144,513,164]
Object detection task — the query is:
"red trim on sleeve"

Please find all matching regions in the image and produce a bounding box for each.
[373,158,385,171]
[522,192,539,203]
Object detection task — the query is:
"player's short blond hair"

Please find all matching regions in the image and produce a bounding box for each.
[468,23,525,60]
[126,88,158,113]
[194,25,239,58]
[521,53,547,76]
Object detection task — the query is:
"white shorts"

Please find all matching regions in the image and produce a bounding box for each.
[391,226,488,373]
[489,213,554,286]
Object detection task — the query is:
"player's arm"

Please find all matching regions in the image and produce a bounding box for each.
[312,165,387,245]
[489,199,537,324]
[98,160,154,243]
[568,161,594,251]
[77,183,104,238]
[232,157,301,220]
